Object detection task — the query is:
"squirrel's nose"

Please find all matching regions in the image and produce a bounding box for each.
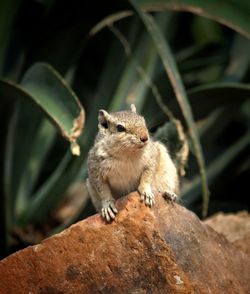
[140,134,148,143]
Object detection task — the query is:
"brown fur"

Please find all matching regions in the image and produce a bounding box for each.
[87,105,179,221]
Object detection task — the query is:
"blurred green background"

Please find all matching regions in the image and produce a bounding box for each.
[0,0,249,258]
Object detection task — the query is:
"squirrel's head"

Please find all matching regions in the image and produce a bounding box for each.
[98,104,149,150]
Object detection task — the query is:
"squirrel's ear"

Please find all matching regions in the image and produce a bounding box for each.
[130,104,137,113]
[98,109,110,128]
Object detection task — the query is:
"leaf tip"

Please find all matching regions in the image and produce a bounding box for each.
[70,140,81,156]
[71,109,85,139]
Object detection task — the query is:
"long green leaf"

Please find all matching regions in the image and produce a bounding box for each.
[15,118,56,215]
[0,67,84,155]
[182,132,250,205]
[90,11,133,36]
[0,85,45,222]
[189,83,250,149]
[0,62,85,227]
[187,82,250,120]
[108,25,142,111]
[21,63,84,154]
[5,102,46,219]
[108,16,166,112]
[131,1,209,216]
[91,1,250,42]
[223,35,250,82]
[132,0,250,39]
[107,13,175,127]
[18,152,72,226]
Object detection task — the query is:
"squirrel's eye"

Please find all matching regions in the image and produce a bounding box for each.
[101,122,108,129]
[117,124,126,132]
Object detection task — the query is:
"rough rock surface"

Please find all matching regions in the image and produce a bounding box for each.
[204,210,250,256]
[0,192,249,294]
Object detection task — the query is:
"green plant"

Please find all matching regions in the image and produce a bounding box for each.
[0,0,249,258]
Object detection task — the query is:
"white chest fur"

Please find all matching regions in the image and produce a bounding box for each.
[106,155,144,198]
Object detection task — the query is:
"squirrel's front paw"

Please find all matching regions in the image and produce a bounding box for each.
[138,186,155,207]
[101,200,118,222]
[163,191,178,202]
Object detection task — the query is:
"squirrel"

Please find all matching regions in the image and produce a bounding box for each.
[86,104,179,222]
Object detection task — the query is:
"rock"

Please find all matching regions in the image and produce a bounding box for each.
[0,192,249,294]
[204,211,250,256]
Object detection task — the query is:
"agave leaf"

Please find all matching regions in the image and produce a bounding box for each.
[108,12,178,133]
[179,56,225,74]
[0,62,85,226]
[18,152,73,226]
[108,25,143,111]
[91,1,250,41]
[132,0,250,39]
[5,101,56,215]
[176,83,250,206]
[154,119,189,176]
[182,132,250,205]
[192,16,223,44]
[130,13,172,115]
[0,84,45,218]
[223,35,250,82]
[90,11,133,36]
[186,83,250,156]
[15,117,56,215]
[197,108,226,144]
[108,13,171,112]
[0,65,84,155]
[131,1,209,216]
[81,36,130,146]
[21,63,84,155]
[175,43,209,64]
[187,83,250,120]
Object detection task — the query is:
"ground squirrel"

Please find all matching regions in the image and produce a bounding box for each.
[87,104,179,222]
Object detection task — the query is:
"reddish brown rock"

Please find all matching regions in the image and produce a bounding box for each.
[204,210,250,256]
[0,192,249,294]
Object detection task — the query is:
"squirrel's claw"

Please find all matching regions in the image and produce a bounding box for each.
[101,200,118,222]
[139,188,155,207]
[163,191,178,202]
